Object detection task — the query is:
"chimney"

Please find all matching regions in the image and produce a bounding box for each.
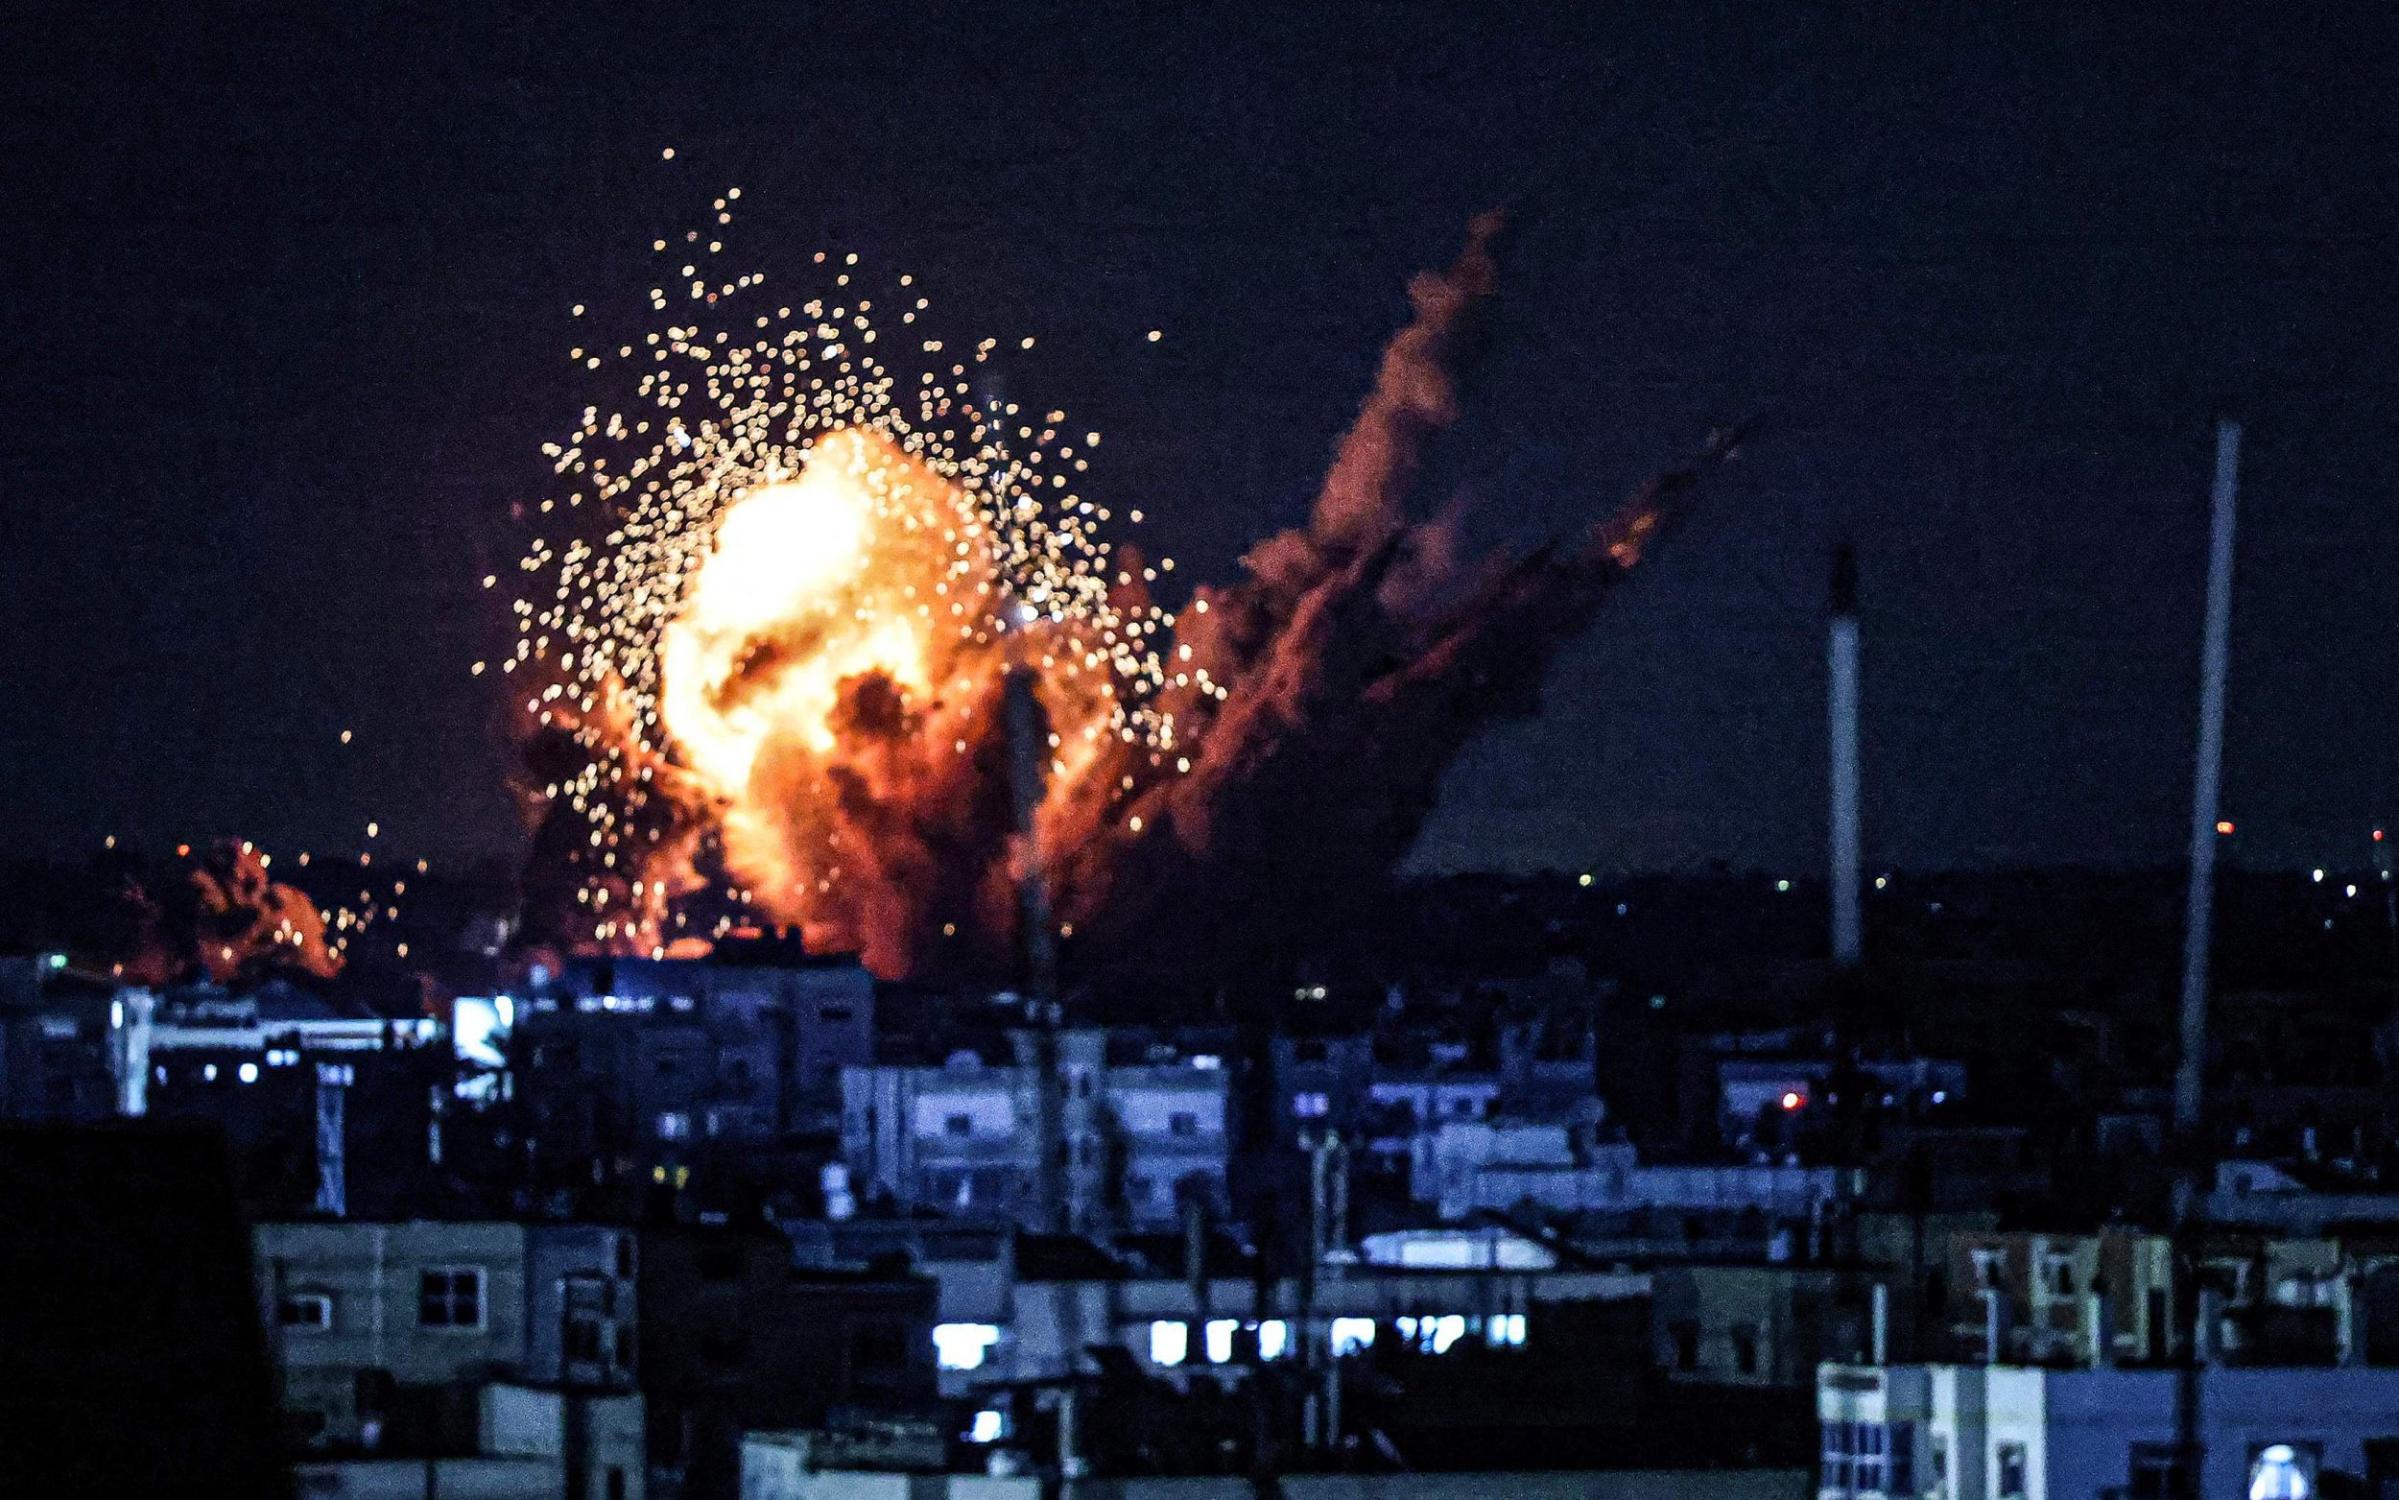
[1828,545,1863,968]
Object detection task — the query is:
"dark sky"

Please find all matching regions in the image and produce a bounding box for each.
[3,2,2395,880]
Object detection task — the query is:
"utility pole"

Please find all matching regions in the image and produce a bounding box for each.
[2171,419,2241,1500]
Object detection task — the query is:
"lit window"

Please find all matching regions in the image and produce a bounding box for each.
[277,1292,333,1330]
[2250,1445,2313,1500]
[933,1323,1001,1372]
[238,1062,259,1085]
[1329,1317,1376,1355]
[1205,1319,1238,1363]
[967,1409,1006,1444]
[656,1111,690,1141]
[1486,1313,1526,1347]
[1292,1092,1329,1120]
[1149,1321,1188,1366]
[418,1268,485,1330]
[1258,1320,1289,1360]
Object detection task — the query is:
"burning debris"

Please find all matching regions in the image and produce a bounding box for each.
[514,203,1734,981]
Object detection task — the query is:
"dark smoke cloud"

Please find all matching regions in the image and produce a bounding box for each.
[1045,213,1742,979]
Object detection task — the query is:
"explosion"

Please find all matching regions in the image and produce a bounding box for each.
[515,195,1734,982]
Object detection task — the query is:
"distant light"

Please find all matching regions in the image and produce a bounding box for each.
[933,1323,1001,1372]
[1149,1321,1189,1367]
[203,1064,218,1083]
[1205,1319,1238,1364]
[1189,1054,1222,1071]
[1649,995,1667,1010]
[2216,820,2235,836]
[2346,885,2360,899]
[1146,329,1163,343]
[967,1410,1005,1444]
[1873,875,1889,891]
[1259,1320,1289,1360]
[238,1062,259,1085]
[45,952,66,970]
[1931,1090,1948,1104]
[110,1001,123,1029]
[2312,869,2326,883]
[1780,1090,1804,1111]
[1775,879,1792,893]
[1616,902,1629,917]
[2376,828,2387,843]
[1329,1317,1377,1355]
[1577,872,1593,888]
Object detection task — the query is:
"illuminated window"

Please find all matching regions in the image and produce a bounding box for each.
[1486,1312,1526,1347]
[1149,1321,1188,1366]
[1205,1319,1237,1363]
[1258,1320,1289,1360]
[933,1323,1001,1371]
[1328,1317,1376,1355]
[2249,1444,2314,1500]
[418,1268,485,1330]
[277,1293,332,1330]
[1292,1092,1329,1120]
[967,1409,1006,1444]
[655,1111,690,1141]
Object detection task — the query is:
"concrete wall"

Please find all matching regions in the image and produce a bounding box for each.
[294,1457,562,1499]
[256,1220,530,1443]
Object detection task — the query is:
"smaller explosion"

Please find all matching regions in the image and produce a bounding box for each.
[114,840,341,986]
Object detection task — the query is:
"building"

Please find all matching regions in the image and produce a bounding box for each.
[498,948,875,1192]
[840,1029,1230,1232]
[638,1225,938,1500]
[1653,1264,1889,1389]
[1817,1359,2399,1499]
[1414,1115,1844,1225]
[253,1219,638,1451]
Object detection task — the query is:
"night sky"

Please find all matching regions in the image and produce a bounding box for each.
[5,3,2395,881]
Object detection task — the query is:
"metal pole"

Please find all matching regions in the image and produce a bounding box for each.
[2173,421,2241,1136]
[1829,545,1863,968]
[2171,419,2241,1500]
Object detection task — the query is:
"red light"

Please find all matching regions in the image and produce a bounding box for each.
[2215,820,2235,836]
[1780,1090,1804,1111]
[2376,829,2387,843]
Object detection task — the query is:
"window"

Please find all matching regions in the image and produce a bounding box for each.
[2042,1253,2078,1297]
[1450,1095,1480,1118]
[656,1111,691,1141]
[1205,1319,1238,1363]
[1856,1421,1885,1492]
[1328,1317,1376,1355]
[1670,1320,1699,1371]
[1822,1421,1854,1491]
[2129,1442,2186,1500]
[1149,1321,1188,1366]
[277,1293,332,1330]
[945,1113,974,1138]
[1731,1323,1760,1376]
[933,1323,1001,1371]
[1170,1111,1199,1137]
[2249,1443,2316,1500]
[1889,1423,1914,1494]
[566,1316,608,1364]
[418,1268,485,1330]
[1292,1092,1330,1120]
[1997,1441,2028,1498]
[1971,1248,2004,1290]
[818,1006,855,1024]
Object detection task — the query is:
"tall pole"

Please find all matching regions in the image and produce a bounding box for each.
[2173,421,2240,1139]
[1828,545,1864,969]
[2171,419,2241,1500]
